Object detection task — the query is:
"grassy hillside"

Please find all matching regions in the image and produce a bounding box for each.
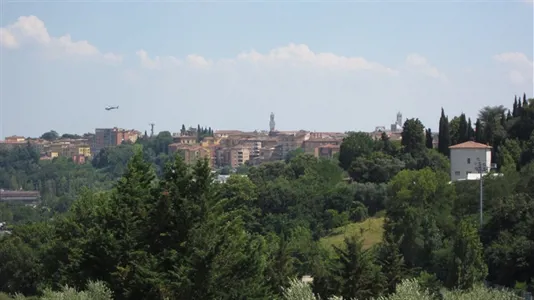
[320,217,385,250]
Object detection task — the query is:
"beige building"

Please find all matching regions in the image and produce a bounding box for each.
[5,136,25,143]
[314,144,340,159]
[277,131,310,159]
[173,135,197,145]
[229,146,250,168]
[303,138,342,154]
[168,143,212,168]
[215,146,251,168]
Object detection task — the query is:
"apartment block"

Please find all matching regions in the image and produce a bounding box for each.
[229,146,250,168]
[93,127,139,154]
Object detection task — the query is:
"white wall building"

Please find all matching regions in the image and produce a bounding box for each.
[449,141,493,182]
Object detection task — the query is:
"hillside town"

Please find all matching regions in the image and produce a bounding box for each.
[0,112,419,170]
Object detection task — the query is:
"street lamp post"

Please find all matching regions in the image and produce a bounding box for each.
[475,158,488,227]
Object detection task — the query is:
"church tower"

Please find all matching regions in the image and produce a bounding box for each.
[396,112,403,127]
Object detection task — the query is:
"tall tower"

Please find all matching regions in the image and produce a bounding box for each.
[269,112,276,132]
[149,123,155,137]
[396,112,403,127]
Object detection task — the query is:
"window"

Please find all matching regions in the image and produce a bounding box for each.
[467,158,471,164]
[455,171,460,176]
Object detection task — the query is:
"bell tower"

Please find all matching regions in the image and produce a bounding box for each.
[269,112,276,132]
[396,112,402,127]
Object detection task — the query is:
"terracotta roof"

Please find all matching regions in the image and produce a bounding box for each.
[449,141,492,149]
[214,130,243,135]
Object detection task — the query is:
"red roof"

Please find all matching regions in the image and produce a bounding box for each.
[449,141,492,149]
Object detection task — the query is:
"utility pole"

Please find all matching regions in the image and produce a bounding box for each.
[475,158,488,227]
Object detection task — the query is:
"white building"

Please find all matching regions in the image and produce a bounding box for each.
[449,141,493,181]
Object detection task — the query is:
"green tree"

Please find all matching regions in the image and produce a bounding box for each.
[377,232,406,294]
[449,116,460,146]
[40,130,59,141]
[348,152,404,183]
[478,105,506,145]
[385,168,455,269]
[425,128,433,149]
[438,108,451,157]
[338,132,376,170]
[445,220,488,290]
[401,118,425,155]
[333,235,384,300]
[458,113,469,143]
[475,119,484,143]
[376,132,398,157]
[467,118,475,141]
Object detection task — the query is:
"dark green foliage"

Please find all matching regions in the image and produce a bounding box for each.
[40,131,59,141]
[425,128,433,149]
[401,118,426,155]
[445,220,488,290]
[475,118,484,143]
[348,152,404,183]
[458,113,469,144]
[377,232,406,294]
[438,108,451,157]
[333,235,384,300]
[339,132,376,170]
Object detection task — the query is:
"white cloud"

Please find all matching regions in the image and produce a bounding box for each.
[186,54,211,67]
[134,44,449,82]
[493,52,534,85]
[135,49,181,70]
[405,53,447,80]
[136,43,399,74]
[1,15,122,63]
[0,28,19,49]
[234,43,398,74]
[493,52,533,67]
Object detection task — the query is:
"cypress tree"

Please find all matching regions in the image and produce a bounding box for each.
[458,113,468,143]
[438,108,451,157]
[512,96,518,117]
[425,128,433,149]
[334,236,384,300]
[378,233,406,295]
[475,119,483,143]
[500,110,507,128]
[467,118,475,141]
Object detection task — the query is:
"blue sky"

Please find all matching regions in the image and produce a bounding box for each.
[1,1,533,138]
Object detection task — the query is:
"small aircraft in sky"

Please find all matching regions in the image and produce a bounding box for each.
[105,106,119,111]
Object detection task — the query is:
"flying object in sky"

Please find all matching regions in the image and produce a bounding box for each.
[105,106,119,111]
